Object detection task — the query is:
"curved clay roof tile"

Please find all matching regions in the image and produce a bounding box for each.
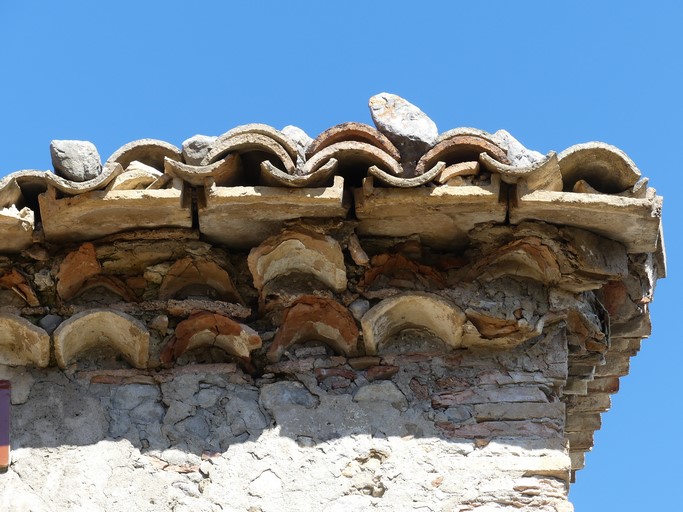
[209,124,299,163]
[105,163,163,191]
[415,134,509,176]
[435,127,502,146]
[557,142,641,194]
[0,163,125,208]
[368,161,445,188]
[105,139,182,172]
[163,154,243,187]
[302,141,402,182]
[480,151,563,191]
[201,133,297,180]
[260,158,338,187]
[306,122,401,162]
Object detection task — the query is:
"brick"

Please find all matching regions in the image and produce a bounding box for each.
[567,431,594,451]
[0,380,9,471]
[563,394,611,413]
[474,402,565,421]
[594,354,630,377]
[437,420,561,439]
[587,377,620,394]
[565,413,601,432]
[432,386,548,408]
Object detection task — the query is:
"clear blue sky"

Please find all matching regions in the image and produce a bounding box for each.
[1,2,680,509]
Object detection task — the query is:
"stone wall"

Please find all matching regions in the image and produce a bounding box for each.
[1,322,572,512]
[0,219,643,511]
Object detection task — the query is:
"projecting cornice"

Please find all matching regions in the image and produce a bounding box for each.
[0,95,664,267]
[0,94,665,481]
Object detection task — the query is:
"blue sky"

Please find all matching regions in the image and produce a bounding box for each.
[1,2,680,509]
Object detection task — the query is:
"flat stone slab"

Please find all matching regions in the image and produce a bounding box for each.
[40,187,191,243]
[198,176,348,248]
[354,175,506,250]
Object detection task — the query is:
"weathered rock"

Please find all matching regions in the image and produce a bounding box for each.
[260,381,319,412]
[148,314,169,334]
[181,135,217,166]
[353,381,408,411]
[0,365,34,404]
[32,269,53,292]
[369,93,438,173]
[281,125,312,150]
[348,298,370,321]
[50,140,102,182]
[38,314,63,335]
[281,125,312,166]
[347,233,370,267]
[492,129,544,167]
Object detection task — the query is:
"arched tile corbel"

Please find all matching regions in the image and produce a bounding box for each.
[158,257,243,303]
[268,296,359,362]
[70,275,139,302]
[465,237,562,285]
[358,253,446,295]
[248,228,347,294]
[361,292,466,355]
[0,313,49,367]
[557,142,641,194]
[53,309,149,369]
[162,312,261,364]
